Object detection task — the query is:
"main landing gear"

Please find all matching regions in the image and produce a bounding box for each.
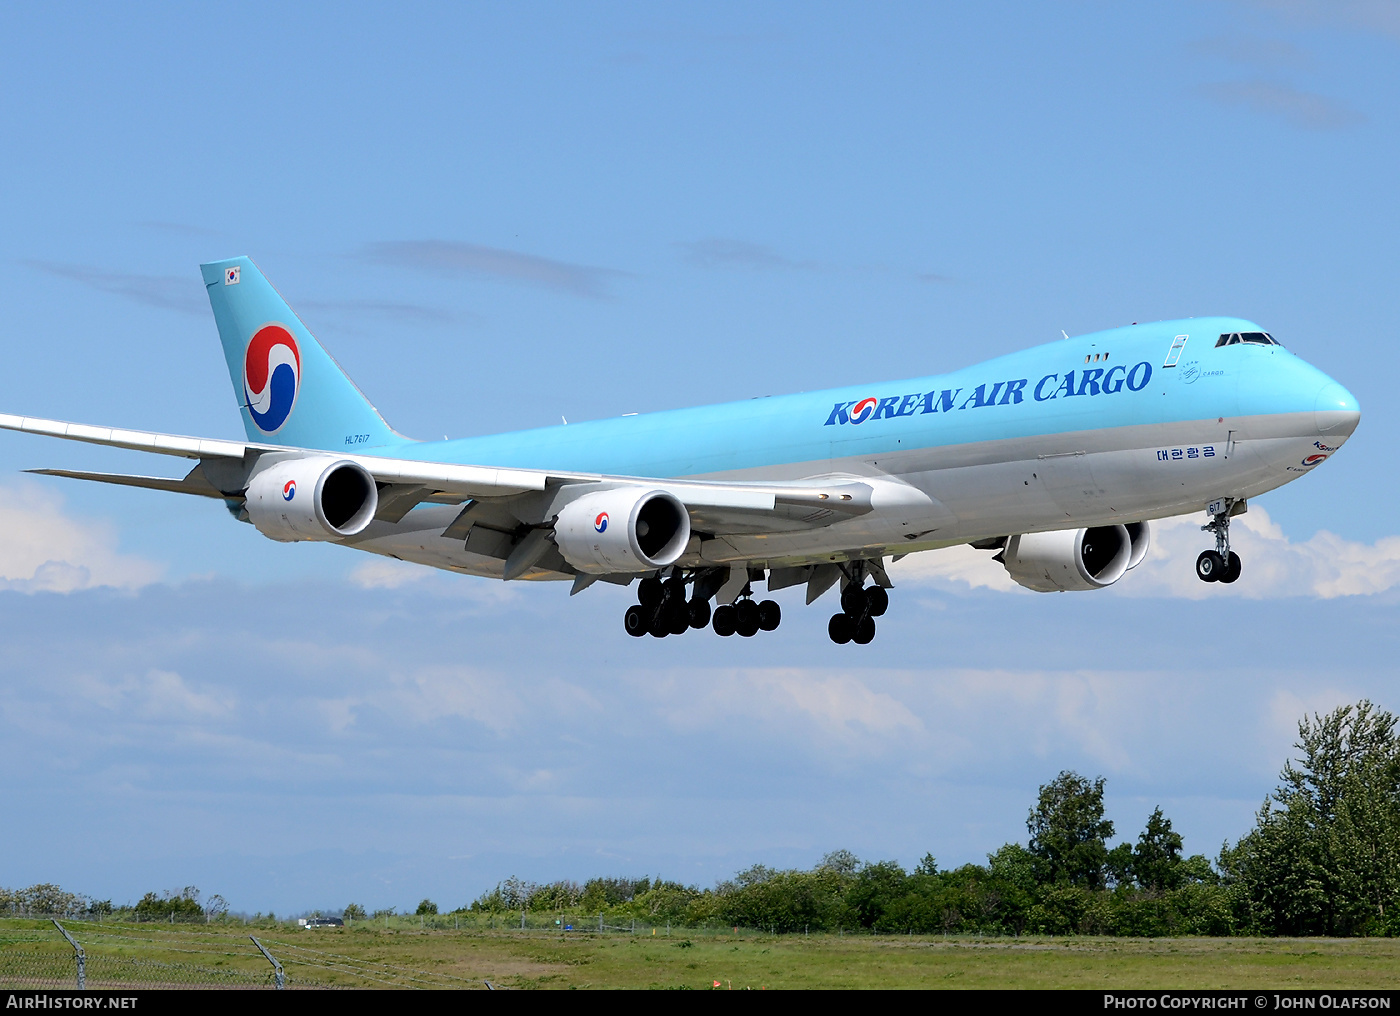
[623,573,781,639]
[712,596,781,638]
[828,580,888,645]
[1196,499,1242,584]
[622,561,891,643]
[624,575,710,637]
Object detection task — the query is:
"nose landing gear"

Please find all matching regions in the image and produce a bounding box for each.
[1196,499,1243,584]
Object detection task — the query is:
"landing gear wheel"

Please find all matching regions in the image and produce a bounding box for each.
[1220,552,1242,584]
[648,617,670,637]
[853,615,877,645]
[638,577,664,609]
[668,604,691,635]
[757,600,781,631]
[840,584,867,617]
[735,599,760,637]
[712,604,737,637]
[689,598,712,629]
[828,613,855,644]
[624,604,648,637]
[864,586,889,617]
[1196,550,1224,582]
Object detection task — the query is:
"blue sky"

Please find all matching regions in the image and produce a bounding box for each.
[0,0,1397,913]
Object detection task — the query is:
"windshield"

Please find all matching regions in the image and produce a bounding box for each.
[1215,332,1282,348]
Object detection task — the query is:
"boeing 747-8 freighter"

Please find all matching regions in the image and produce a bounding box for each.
[0,257,1360,644]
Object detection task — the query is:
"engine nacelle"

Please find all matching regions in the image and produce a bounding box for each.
[245,457,378,543]
[554,488,691,574]
[1003,523,1144,592]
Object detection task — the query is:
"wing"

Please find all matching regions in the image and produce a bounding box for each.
[0,413,890,536]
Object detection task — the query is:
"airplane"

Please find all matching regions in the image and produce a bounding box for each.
[0,257,1360,644]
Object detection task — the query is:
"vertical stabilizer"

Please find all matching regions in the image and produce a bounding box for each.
[200,257,403,450]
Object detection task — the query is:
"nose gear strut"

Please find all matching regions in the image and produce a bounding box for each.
[1196,498,1243,584]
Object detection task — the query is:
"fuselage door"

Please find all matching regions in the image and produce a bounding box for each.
[1163,334,1189,368]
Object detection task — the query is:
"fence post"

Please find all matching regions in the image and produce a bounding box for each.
[250,936,285,990]
[598,913,603,933]
[520,909,525,931]
[52,920,83,990]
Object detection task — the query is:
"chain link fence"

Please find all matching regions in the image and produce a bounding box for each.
[0,922,341,990]
[2,913,713,989]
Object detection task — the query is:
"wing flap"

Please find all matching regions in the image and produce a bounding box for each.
[27,465,229,499]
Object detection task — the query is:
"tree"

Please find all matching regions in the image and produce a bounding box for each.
[1224,701,1400,935]
[415,899,438,916]
[1133,807,1186,891]
[818,850,861,875]
[1027,771,1115,889]
[344,903,367,922]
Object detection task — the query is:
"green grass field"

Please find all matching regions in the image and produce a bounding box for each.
[3,919,1399,989]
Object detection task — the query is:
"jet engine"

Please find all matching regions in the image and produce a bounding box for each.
[245,456,379,542]
[1001,522,1150,592]
[554,488,691,574]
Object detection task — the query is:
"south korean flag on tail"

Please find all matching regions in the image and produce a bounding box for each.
[225,266,240,285]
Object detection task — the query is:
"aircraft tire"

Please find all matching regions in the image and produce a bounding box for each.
[668,605,691,635]
[865,586,889,617]
[828,613,855,644]
[689,598,712,629]
[712,604,737,637]
[1220,552,1242,584]
[638,577,664,608]
[757,600,781,631]
[853,616,877,645]
[735,599,761,637]
[840,583,867,617]
[624,604,649,637]
[1196,550,1224,582]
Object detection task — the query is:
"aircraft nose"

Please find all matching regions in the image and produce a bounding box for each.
[1315,381,1360,437]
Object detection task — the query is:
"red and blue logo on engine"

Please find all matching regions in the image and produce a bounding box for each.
[594,512,609,533]
[282,479,296,501]
[244,324,301,434]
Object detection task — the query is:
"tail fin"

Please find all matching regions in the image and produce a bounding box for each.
[200,257,403,450]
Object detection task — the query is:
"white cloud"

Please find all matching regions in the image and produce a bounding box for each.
[349,557,429,590]
[387,666,523,733]
[0,484,162,593]
[645,667,923,744]
[890,543,1021,593]
[890,506,1400,601]
[73,668,235,722]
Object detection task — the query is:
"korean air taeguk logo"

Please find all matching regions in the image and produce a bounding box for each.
[594,512,609,533]
[243,324,301,434]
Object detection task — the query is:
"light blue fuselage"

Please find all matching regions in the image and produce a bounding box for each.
[354,317,1359,576]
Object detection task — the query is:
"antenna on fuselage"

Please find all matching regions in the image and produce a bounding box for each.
[1061,330,1069,340]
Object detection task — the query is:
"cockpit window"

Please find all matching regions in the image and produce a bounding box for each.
[1216,331,1281,348]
